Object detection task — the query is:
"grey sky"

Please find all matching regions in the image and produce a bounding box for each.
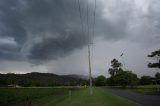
[0,0,160,77]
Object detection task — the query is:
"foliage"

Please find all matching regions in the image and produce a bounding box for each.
[148,49,160,68]
[130,85,160,95]
[155,72,160,79]
[148,49,160,57]
[114,71,138,88]
[0,72,88,87]
[108,59,123,77]
[139,76,153,85]
[148,63,160,68]
[95,75,106,86]
[106,77,115,86]
[107,58,138,88]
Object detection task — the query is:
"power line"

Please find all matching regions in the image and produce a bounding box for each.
[87,0,90,44]
[90,0,97,95]
[86,0,93,95]
[91,0,97,73]
[77,0,86,43]
[92,0,96,44]
[77,0,97,95]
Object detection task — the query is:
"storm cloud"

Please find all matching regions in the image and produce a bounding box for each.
[0,0,94,62]
[0,0,135,63]
[0,0,160,76]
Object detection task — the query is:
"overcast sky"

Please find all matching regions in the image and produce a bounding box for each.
[0,0,160,77]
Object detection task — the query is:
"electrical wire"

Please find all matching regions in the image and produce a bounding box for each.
[77,0,86,44]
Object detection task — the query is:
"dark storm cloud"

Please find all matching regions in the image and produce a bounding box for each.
[28,30,86,63]
[0,0,27,61]
[0,51,23,61]
[0,0,160,64]
[22,0,89,62]
[0,0,88,62]
[1,0,97,63]
[0,0,27,43]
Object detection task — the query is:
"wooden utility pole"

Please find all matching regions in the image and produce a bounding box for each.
[88,44,92,95]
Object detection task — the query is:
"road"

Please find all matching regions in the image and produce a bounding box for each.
[100,87,160,106]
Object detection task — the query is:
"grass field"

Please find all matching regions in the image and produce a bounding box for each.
[0,87,139,106]
[42,88,139,106]
[130,85,160,95]
[107,85,160,95]
[0,88,74,106]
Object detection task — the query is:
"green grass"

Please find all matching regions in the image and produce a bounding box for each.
[130,85,160,95]
[43,87,139,106]
[137,85,160,89]
[0,88,71,106]
[0,87,140,106]
[106,85,160,95]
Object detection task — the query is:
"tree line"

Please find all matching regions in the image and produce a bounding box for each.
[95,49,160,88]
[0,72,88,87]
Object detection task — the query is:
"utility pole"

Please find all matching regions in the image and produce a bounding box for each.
[88,44,92,95]
[86,0,92,95]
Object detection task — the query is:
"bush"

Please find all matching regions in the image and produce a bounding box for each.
[95,75,106,86]
[139,76,153,85]
[114,71,138,88]
[106,71,138,88]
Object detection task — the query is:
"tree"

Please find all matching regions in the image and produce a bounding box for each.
[108,59,123,77]
[155,72,160,79]
[139,76,153,85]
[114,71,138,88]
[148,49,160,68]
[95,75,106,86]
[107,58,138,87]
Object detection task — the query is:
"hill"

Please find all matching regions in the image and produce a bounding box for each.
[62,74,89,80]
[0,72,88,87]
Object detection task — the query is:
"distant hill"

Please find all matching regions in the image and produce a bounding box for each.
[0,72,88,87]
[62,74,89,80]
